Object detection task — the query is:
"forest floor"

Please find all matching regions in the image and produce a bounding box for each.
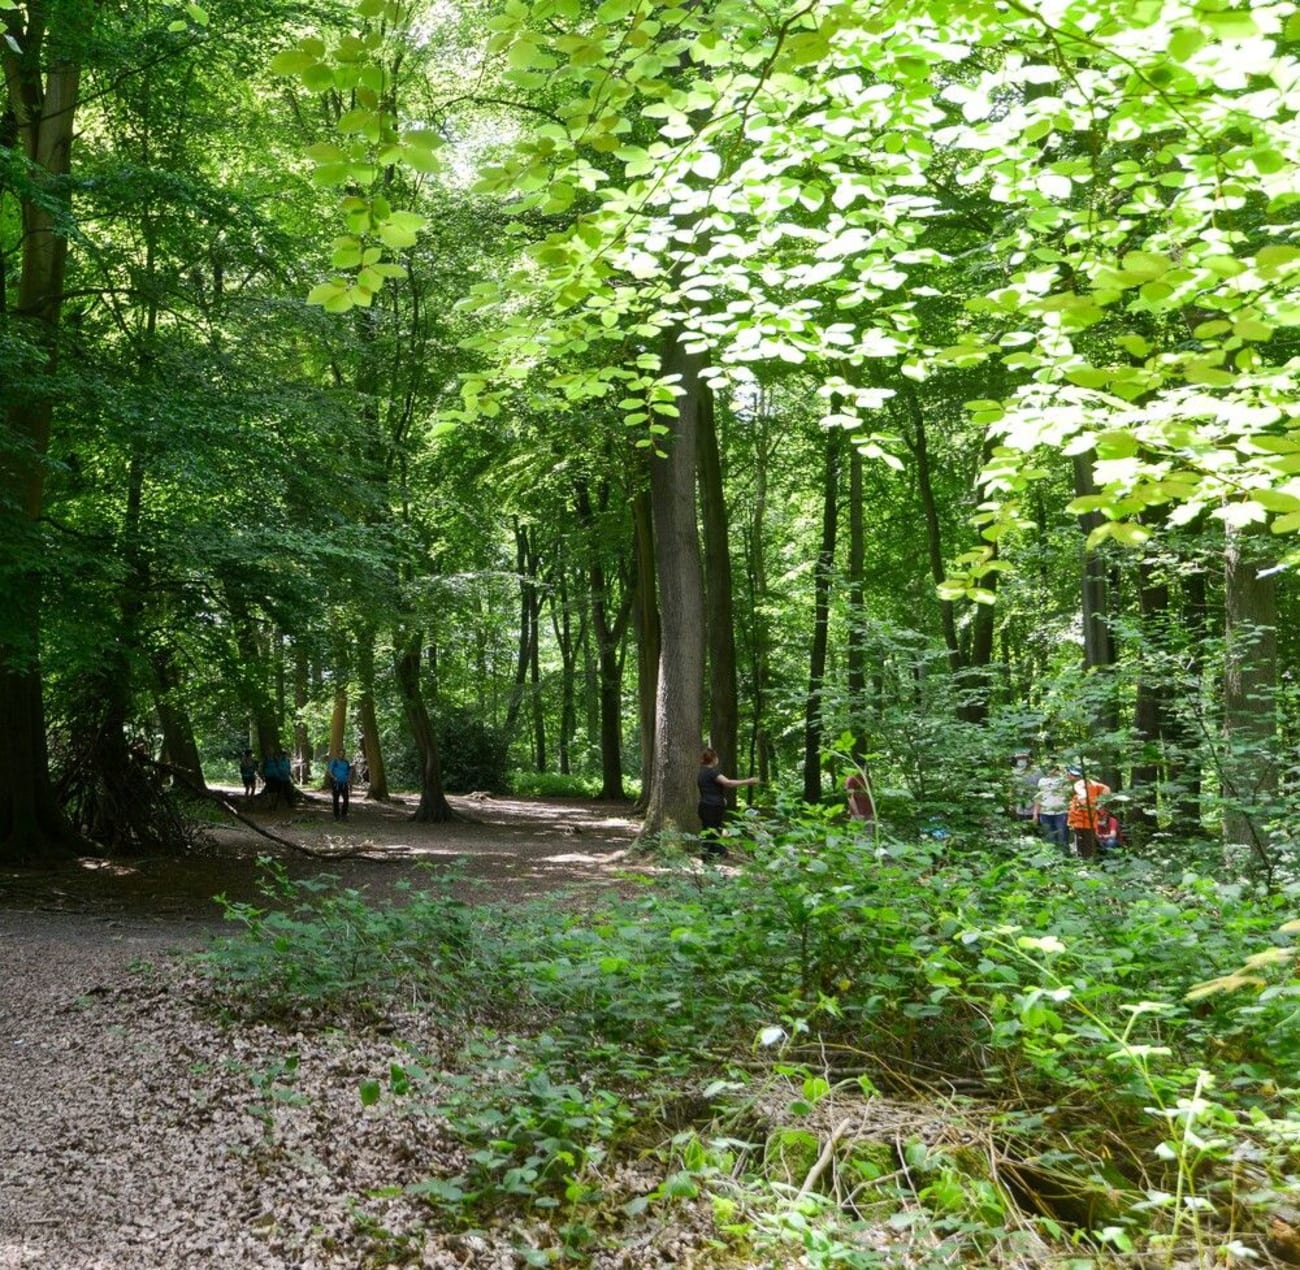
[0,789,718,1270]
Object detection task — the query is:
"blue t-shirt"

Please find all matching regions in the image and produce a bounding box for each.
[328,757,350,785]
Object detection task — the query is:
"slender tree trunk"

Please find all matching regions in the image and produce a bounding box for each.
[504,521,534,738]
[1222,529,1277,852]
[846,445,868,763]
[356,629,388,800]
[0,4,92,864]
[297,644,314,785]
[697,377,738,788]
[900,380,962,674]
[576,481,631,801]
[394,633,454,822]
[641,332,706,835]
[1072,452,1120,788]
[1169,556,1208,826]
[632,486,659,810]
[802,429,841,803]
[547,567,578,776]
[1132,541,1171,829]
[747,396,776,785]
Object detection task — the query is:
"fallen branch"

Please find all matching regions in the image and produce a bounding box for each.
[150,760,373,861]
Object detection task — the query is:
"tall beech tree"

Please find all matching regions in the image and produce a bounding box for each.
[2,1,98,862]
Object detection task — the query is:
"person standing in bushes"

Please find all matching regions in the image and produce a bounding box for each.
[845,770,875,827]
[697,747,759,858]
[1067,763,1111,859]
[1010,750,1044,824]
[1034,762,1071,850]
[327,752,352,822]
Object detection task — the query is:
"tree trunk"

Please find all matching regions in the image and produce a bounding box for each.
[576,481,632,801]
[641,331,706,835]
[297,643,314,785]
[697,376,739,789]
[394,634,454,822]
[632,486,659,810]
[504,520,535,737]
[151,648,205,791]
[846,445,868,764]
[802,429,841,803]
[1222,529,1277,853]
[1168,556,1208,826]
[1072,452,1120,789]
[356,629,388,800]
[900,380,962,674]
[747,391,776,785]
[0,2,93,865]
[548,568,578,776]
[329,686,348,766]
[1131,541,1171,829]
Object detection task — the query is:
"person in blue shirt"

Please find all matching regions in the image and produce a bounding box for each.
[327,753,352,821]
[262,750,293,810]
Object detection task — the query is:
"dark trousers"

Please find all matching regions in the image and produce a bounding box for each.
[698,802,726,855]
[332,780,349,820]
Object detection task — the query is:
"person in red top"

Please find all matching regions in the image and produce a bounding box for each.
[845,771,875,826]
[1066,764,1111,859]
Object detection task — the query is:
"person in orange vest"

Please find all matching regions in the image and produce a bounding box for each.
[1066,764,1111,859]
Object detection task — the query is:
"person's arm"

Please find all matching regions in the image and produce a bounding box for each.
[716,774,759,789]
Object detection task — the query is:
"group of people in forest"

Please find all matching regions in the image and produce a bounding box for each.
[238,746,354,820]
[1011,751,1120,859]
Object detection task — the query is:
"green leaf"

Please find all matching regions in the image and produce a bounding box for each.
[359,1080,381,1107]
[269,49,315,75]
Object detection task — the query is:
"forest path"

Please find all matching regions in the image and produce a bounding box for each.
[0,788,649,935]
[0,792,687,1270]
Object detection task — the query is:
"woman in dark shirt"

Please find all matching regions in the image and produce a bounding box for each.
[697,747,759,856]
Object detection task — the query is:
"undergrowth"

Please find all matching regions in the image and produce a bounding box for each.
[197,821,1300,1267]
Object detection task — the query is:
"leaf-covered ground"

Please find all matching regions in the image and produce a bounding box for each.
[0,791,714,1270]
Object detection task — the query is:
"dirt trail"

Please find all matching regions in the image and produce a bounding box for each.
[0,789,647,930]
[0,792,661,1270]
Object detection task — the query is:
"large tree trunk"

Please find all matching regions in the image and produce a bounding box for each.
[697,378,738,789]
[641,332,707,835]
[802,429,841,803]
[1222,529,1277,855]
[394,633,454,822]
[0,3,92,865]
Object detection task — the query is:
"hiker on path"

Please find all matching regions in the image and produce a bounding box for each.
[327,753,352,822]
